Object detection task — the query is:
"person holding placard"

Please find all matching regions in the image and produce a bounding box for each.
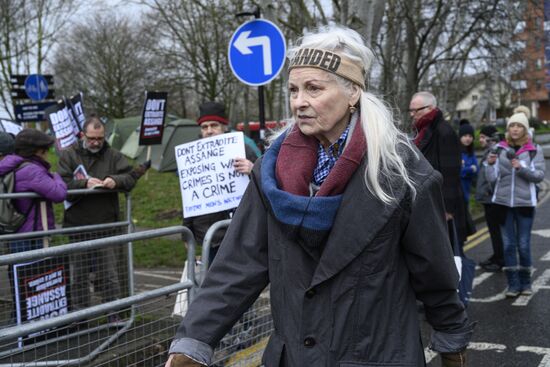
[167,25,473,367]
[182,101,258,264]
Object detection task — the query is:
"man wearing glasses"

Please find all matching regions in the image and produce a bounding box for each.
[409,92,473,251]
[58,115,140,313]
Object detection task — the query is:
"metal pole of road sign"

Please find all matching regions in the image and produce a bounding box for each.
[235,6,267,150]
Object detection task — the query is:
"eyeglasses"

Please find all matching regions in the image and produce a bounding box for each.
[408,105,431,114]
[85,135,105,142]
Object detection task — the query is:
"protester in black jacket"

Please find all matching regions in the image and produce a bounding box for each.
[475,125,504,271]
[410,91,475,243]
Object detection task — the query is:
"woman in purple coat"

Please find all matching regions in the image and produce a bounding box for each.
[0,129,67,252]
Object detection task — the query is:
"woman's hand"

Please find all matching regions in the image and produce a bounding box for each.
[233,157,254,175]
[510,158,521,170]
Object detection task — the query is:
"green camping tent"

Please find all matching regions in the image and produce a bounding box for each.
[135,119,201,172]
[120,127,144,159]
[106,116,141,150]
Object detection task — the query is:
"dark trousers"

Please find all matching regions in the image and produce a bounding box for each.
[483,203,504,266]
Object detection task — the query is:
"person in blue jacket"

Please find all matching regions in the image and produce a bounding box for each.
[459,121,478,206]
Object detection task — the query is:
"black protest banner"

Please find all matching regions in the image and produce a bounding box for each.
[13,256,70,346]
[45,100,79,150]
[139,91,167,145]
[67,92,86,131]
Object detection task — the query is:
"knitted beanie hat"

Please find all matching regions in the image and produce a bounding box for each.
[507,112,529,131]
[458,123,474,138]
[197,101,229,126]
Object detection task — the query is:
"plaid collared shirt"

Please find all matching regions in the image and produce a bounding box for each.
[312,124,351,186]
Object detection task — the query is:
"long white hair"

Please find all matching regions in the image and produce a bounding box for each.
[278,25,417,204]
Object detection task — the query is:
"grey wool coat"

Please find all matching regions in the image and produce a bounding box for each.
[171,147,473,366]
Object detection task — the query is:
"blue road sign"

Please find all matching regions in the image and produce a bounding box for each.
[14,101,56,123]
[228,19,286,86]
[24,74,49,101]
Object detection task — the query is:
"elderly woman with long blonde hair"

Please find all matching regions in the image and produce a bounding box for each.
[166,25,473,367]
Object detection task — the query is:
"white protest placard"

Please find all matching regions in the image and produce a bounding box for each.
[0,119,23,135]
[176,132,248,218]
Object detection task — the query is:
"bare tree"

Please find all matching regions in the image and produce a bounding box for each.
[0,0,79,119]
[52,14,160,118]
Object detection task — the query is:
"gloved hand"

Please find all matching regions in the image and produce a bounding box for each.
[165,354,206,367]
[131,160,151,179]
[441,350,466,367]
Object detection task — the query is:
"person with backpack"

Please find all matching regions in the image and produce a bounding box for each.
[0,128,67,252]
[485,113,545,297]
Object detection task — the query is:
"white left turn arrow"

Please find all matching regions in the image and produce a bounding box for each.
[234,31,272,75]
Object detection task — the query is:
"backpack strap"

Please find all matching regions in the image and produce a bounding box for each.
[12,160,40,229]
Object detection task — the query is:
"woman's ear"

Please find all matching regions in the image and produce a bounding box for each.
[350,85,361,107]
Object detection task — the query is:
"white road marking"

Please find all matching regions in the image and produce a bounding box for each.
[513,269,550,306]
[425,342,507,363]
[473,272,494,288]
[517,346,550,367]
[533,229,550,238]
[134,270,181,281]
[541,250,550,262]
[469,292,507,303]
[469,342,507,351]
[424,348,438,363]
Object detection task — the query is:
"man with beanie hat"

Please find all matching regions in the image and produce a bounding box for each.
[476,124,504,271]
[0,132,15,159]
[186,101,258,264]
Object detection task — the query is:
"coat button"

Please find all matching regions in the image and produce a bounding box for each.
[305,289,316,298]
[304,337,316,347]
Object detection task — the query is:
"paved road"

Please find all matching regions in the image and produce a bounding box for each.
[422,160,550,367]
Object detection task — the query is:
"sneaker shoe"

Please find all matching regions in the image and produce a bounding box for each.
[481,262,502,272]
[505,288,520,298]
[520,287,532,296]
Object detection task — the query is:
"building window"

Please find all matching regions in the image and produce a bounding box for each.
[515,40,526,50]
[472,94,478,103]
[511,80,527,90]
[536,80,542,90]
[537,59,543,70]
[514,21,526,34]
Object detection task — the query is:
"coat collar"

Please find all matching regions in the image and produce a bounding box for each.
[310,160,405,288]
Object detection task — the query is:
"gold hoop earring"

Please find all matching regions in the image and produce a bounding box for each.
[349,106,357,114]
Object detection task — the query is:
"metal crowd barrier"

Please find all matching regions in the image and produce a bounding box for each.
[0,225,196,367]
[201,220,274,367]
[0,188,274,366]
